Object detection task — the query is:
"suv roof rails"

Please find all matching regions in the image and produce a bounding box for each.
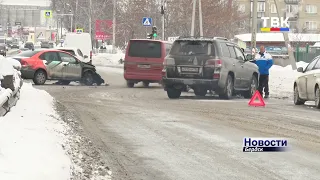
[213,37,229,41]
[177,36,229,41]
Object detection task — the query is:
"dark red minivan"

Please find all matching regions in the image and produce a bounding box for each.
[124,39,172,88]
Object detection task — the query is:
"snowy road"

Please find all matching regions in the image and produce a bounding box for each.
[35,66,320,180]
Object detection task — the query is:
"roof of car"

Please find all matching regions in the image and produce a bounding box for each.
[130,39,169,43]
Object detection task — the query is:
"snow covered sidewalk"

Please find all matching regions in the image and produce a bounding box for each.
[92,52,124,68]
[269,61,309,99]
[0,83,72,180]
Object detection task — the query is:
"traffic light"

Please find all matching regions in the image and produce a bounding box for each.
[152,26,157,38]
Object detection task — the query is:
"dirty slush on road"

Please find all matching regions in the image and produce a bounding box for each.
[54,101,112,180]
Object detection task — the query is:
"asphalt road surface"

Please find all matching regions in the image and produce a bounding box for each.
[34,66,320,180]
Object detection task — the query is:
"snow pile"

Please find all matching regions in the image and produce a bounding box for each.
[0,57,15,76]
[269,61,309,99]
[0,83,72,180]
[93,52,124,68]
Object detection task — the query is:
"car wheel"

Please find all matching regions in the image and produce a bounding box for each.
[194,87,207,96]
[143,81,149,87]
[243,75,258,99]
[294,85,305,105]
[167,87,181,99]
[219,74,234,99]
[82,71,94,86]
[33,70,47,85]
[315,86,320,109]
[126,81,134,88]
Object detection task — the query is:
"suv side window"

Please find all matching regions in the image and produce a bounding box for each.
[234,47,245,61]
[306,57,319,71]
[77,49,84,57]
[39,52,60,62]
[220,43,230,57]
[227,46,236,58]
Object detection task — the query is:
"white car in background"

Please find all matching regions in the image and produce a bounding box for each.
[294,55,320,108]
[55,47,88,61]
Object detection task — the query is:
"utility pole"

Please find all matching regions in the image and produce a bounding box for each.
[199,0,203,36]
[112,0,116,53]
[191,0,196,36]
[89,0,92,40]
[273,0,297,70]
[161,0,165,40]
[251,0,257,49]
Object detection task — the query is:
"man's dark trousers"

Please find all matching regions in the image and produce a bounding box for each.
[258,74,269,96]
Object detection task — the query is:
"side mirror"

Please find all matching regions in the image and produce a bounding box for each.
[297,67,303,72]
[84,55,88,58]
[246,54,254,60]
[241,48,245,53]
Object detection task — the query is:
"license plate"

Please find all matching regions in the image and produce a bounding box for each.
[181,67,198,72]
[138,64,150,68]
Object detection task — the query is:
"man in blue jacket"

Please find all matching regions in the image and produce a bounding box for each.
[252,46,273,98]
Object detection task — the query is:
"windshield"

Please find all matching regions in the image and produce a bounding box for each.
[170,41,215,56]
[18,50,39,57]
[128,41,161,58]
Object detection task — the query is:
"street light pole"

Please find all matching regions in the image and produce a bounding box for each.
[112,0,116,53]
[251,0,257,49]
[89,0,92,39]
[161,0,165,40]
[191,0,196,36]
[199,0,203,36]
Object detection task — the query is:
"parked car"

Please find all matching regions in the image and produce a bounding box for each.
[162,36,259,99]
[0,44,6,56]
[124,39,173,87]
[11,49,104,85]
[55,47,88,61]
[40,41,50,48]
[294,55,320,108]
[24,42,34,50]
[10,42,20,49]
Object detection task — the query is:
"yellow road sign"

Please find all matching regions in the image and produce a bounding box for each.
[44,10,52,18]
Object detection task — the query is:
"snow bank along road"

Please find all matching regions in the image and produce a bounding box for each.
[35,66,320,180]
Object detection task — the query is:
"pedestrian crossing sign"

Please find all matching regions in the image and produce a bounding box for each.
[44,10,52,18]
[142,17,152,27]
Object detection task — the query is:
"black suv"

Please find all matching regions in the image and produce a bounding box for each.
[162,37,259,99]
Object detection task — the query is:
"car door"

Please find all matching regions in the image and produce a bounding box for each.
[306,57,320,100]
[58,52,82,80]
[298,58,318,99]
[39,51,64,79]
[220,43,240,88]
[226,45,241,88]
[233,46,248,88]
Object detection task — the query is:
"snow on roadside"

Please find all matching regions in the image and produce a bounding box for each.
[0,83,72,180]
[269,61,309,99]
[92,52,124,68]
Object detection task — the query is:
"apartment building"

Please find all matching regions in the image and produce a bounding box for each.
[237,0,320,33]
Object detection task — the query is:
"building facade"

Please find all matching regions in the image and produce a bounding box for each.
[237,0,320,33]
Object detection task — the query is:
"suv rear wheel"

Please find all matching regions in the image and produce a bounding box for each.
[127,81,134,88]
[219,74,234,99]
[243,75,258,99]
[167,88,181,99]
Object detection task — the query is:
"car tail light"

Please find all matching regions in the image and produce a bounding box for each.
[163,58,175,66]
[205,59,222,67]
[90,51,92,59]
[21,59,29,66]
